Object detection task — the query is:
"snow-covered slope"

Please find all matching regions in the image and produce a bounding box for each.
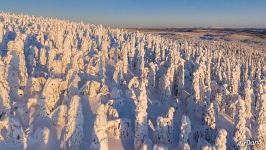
[0,12,265,150]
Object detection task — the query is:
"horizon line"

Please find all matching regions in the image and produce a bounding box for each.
[1,11,266,29]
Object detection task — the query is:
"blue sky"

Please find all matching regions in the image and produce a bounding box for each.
[0,0,265,28]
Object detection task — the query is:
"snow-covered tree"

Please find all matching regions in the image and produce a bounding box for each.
[39,48,47,66]
[174,59,185,97]
[49,104,67,126]
[80,80,101,98]
[113,61,124,84]
[154,107,175,144]
[0,117,26,145]
[201,145,213,150]
[122,42,129,74]
[254,93,266,150]
[134,78,150,150]
[178,115,191,150]
[67,73,81,98]
[64,95,84,150]
[107,118,132,139]
[0,60,11,117]
[153,144,169,150]
[0,22,4,44]
[243,79,254,127]
[203,102,216,130]
[147,63,156,88]
[42,78,67,114]
[193,64,205,104]
[30,126,50,145]
[91,104,108,150]
[232,97,247,150]
[231,65,240,95]
[27,98,48,120]
[215,129,227,150]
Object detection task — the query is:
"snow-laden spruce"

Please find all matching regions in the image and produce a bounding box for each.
[232,97,247,150]
[215,129,227,150]
[90,104,108,150]
[63,95,84,150]
[254,93,266,150]
[178,115,191,150]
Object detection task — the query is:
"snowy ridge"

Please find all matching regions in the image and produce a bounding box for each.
[0,12,266,150]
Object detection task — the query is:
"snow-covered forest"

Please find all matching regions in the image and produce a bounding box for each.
[0,13,265,150]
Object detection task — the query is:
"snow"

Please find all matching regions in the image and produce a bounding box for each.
[0,12,265,150]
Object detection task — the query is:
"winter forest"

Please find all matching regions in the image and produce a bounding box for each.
[0,13,265,150]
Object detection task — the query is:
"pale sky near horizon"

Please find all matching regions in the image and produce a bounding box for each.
[0,0,265,28]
